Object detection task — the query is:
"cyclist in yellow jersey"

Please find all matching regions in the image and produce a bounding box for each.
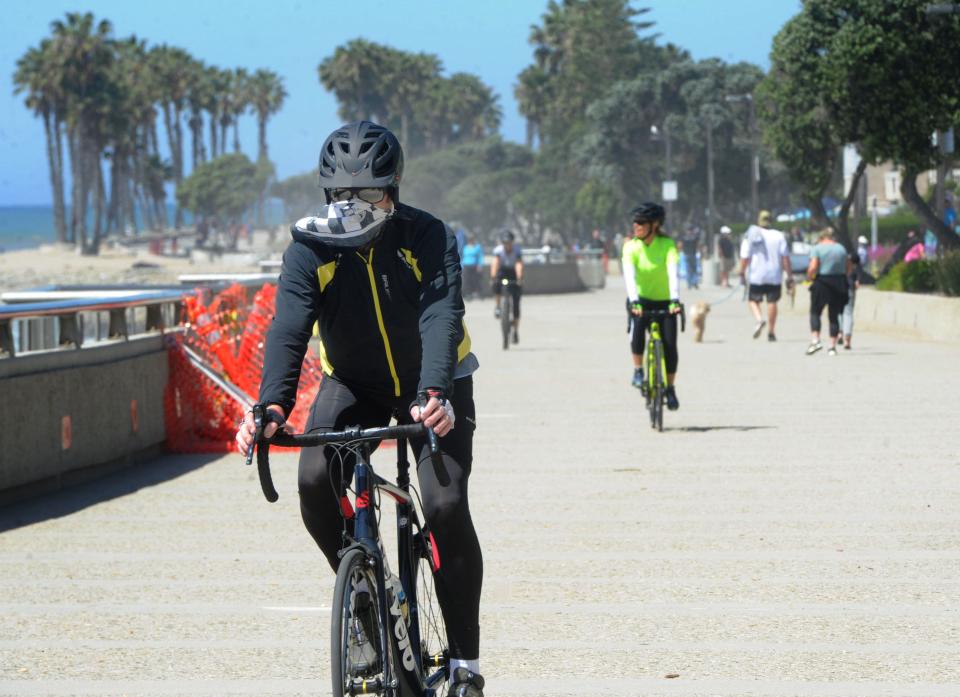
[621,203,682,410]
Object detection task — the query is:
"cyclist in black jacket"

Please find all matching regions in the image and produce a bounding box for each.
[236,121,484,697]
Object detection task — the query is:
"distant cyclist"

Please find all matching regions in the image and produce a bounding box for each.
[622,203,682,410]
[490,229,524,344]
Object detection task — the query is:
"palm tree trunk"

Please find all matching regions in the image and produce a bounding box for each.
[53,116,68,243]
[209,116,218,159]
[68,127,80,245]
[233,118,241,152]
[125,170,138,234]
[220,119,228,155]
[172,104,185,229]
[92,150,105,254]
[42,110,67,244]
[258,113,267,161]
[106,152,121,234]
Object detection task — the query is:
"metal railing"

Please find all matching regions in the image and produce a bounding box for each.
[0,288,187,358]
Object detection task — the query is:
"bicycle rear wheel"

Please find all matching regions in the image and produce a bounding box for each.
[332,548,393,697]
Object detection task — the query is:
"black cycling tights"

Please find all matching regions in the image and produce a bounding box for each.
[631,301,679,374]
[297,374,482,660]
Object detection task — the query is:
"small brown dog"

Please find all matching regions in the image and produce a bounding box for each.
[785,276,797,308]
[688,301,710,342]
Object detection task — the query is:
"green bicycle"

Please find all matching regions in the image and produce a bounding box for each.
[638,305,685,432]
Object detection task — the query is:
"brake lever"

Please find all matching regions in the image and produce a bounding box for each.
[245,404,265,467]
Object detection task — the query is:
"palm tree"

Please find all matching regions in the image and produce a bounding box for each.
[205,65,228,159]
[150,45,191,227]
[386,51,441,153]
[185,59,209,168]
[248,68,286,161]
[14,41,69,243]
[229,68,250,153]
[50,12,115,254]
[318,40,389,123]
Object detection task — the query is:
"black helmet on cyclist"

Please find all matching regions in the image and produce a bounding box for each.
[499,229,515,243]
[318,121,404,203]
[631,203,666,225]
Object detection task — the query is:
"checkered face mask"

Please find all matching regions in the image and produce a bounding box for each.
[293,199,393,248]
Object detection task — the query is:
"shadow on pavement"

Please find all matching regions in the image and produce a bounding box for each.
[665,425,775,433]
[0,453,221,533]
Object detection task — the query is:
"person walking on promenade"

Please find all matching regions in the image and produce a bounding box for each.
[460,234,484,300]
[739,210,792,342]
[856,235,869,267]
[718,225,735,287]
[806,228,852,356]
[841,243,863,350]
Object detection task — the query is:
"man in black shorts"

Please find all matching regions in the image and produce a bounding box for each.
[738,211,794,341]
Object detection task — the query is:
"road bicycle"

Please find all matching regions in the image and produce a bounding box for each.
[247,404,449,697]
[498,278,520,350]
[637,305,684,432]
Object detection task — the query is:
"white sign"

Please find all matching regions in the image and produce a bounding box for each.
[662,180,678,201]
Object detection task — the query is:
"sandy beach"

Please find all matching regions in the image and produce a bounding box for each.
[0,230,285,294]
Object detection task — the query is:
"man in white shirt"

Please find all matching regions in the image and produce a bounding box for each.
[738,210,794,341]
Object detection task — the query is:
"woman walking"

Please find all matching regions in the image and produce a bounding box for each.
[806,228,852,356]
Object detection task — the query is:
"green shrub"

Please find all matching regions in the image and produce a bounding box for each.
[901,260,938,292]
[933,250,960,297]
[876,262,904,291]
[877,260,937,293]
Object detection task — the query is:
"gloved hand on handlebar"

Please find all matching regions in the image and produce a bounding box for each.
[669,301,682,315]
[235,404,288,457]
[410,389,455,437]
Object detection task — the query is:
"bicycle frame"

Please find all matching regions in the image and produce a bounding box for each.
[645,320,667,394]
[347,439,447,696]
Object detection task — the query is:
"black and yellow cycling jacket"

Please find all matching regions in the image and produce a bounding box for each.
[259,202,473,414]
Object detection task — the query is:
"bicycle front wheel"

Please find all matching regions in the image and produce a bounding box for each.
[332,548,392,697]
[653,340,664,432]
[501,300,511,350]
[413,530,449,691]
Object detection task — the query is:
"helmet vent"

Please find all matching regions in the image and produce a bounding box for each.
[338,142,350,155]
[359,141,374,154]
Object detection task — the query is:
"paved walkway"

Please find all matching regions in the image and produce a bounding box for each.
[2,281,959,696]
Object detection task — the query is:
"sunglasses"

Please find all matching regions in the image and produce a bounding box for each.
[330,188,387,204]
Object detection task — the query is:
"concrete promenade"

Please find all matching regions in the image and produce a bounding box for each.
[2,282,959,696]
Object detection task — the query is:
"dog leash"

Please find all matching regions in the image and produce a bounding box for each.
[705,285,743,307]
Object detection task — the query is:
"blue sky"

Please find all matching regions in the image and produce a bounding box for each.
[1,0,801,206]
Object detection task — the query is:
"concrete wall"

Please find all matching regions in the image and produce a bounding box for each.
[0,336,168,502]
[784,286,960,343]
[853,288,960,342]
[470,261,594,296]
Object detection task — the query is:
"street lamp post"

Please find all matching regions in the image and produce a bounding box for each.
[725,93,759,222]
[650,123,675,220]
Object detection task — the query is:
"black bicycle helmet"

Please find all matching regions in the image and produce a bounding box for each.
[499,229,515,243]
[631,203,666,224]
[318,121,404,202]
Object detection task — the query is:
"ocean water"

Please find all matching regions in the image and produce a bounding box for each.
[0,206,58,251]
[0,202,286,252]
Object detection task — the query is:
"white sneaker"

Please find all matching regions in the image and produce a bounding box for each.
[752,320,767,339]
[806,341,823,356]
